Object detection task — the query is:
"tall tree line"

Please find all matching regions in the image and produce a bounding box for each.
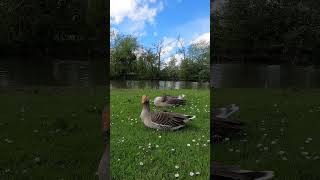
[110,33,210,81]
[0,0,107,56]
[212,0,320,65]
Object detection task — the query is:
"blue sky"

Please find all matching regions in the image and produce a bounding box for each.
[110,0,210,65]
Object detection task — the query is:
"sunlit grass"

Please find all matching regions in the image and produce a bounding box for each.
[213,88,320,179]
[110,89,210,179]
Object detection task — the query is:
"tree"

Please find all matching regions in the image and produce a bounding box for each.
[110,34,138,78]
[213,0,320,64]
[153,39,164,74]
[177,35,186,60]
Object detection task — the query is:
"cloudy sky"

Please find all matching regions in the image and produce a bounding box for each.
[110,0,210,66]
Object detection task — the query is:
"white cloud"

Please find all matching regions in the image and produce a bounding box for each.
[174,17,210,43]
[158,1,164,11]
[133,31,147,37]
[134,47,145,58]
[162,36,177,56]
[163,53,184,67]
[110,0,137,24]
[111,0,164,25]
[111,0,165,38]
[173,54,184,66]
[190,32,210,44]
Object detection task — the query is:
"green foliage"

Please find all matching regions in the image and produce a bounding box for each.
[0,0,106,55]
[110,35,138,78]
[213,0,320,64]
[110,33,210,81]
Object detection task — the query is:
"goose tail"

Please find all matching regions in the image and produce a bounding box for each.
[183,115,195,122]
[255,171,274,180]
[178,94,186,99]
[212,162,274,180]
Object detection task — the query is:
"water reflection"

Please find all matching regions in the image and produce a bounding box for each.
[0,59,107,88]
[110,80,209,89]
[212,63,320,88]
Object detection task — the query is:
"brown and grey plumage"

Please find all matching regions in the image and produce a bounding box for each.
[214,104,240,119]
[153,94,186,107]
[141,95,195,130]
[212,162,274,180]
[98,105,109,180]
[212,105,245,142]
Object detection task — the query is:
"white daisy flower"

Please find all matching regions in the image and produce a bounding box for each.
[278,151,285,155]
[175,173,179,178]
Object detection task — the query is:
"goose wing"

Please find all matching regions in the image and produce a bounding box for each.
[166,97,186,105]
[214,104,239,119]
[212,162,274,180]
[150,112,186,128]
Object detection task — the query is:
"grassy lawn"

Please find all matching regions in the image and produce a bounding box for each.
[213,88,320,180]
[110,89,210,179]
[0,87,107,180]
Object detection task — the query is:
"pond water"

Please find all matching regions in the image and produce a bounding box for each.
[212,63,320,88]
[110,80,209,89]
[0,59,208,89]
[0,59,107,88]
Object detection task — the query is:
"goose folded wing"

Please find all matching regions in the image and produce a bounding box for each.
[151,112,186,127]
[166,98,186,105]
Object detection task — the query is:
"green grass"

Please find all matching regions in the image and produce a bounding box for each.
[110,89,210,179]
[0,87,107,180]
[213,88,320,180]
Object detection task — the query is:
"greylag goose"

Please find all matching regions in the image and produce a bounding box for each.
[140,95,195,130]
[214,104,240,119]
[212,105,245,142]
[153,94,186,107]
[98,105,109,180]
[212,161,274,180]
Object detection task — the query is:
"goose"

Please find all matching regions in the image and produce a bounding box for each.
[153,94,186,107]
[98,105,109,180]
[212,105,245,142]
[214,104,240,119]
[140,95,195,130]
[212,161,274,180]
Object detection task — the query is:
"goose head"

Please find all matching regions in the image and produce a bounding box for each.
[141,95,150,105]
[153,96,163,106]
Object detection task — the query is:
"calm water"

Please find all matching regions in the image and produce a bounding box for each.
[0,59,208,89]
[212,63,320,88]
[110,80,209,89]
[0,59,107,88]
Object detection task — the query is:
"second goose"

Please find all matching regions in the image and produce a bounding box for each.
[153,94,186,107]
[140,95,195,130]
